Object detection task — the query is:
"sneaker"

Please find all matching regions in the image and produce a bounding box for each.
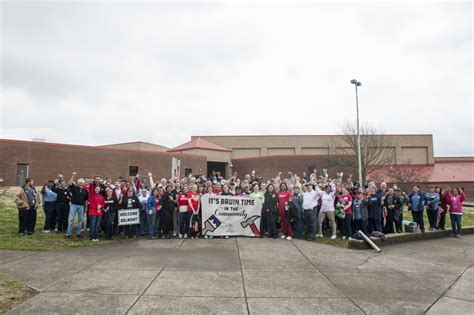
[209,235,214,239]
[330,235,337,240]
[316,234,323,238]
[348,237,353,241]
[306,237,315,241]
[286,236,292,240]
[225,236,229,239]
[43,230,50,234]
[184,234,188,239]
[280,235,286,239]
[455,234,461,238]
[65,234,71,239]
[27,231,33,235]
[19,232,25,236]
[342,236,346,240]
[178,234,183,239]
[92,239,99,242]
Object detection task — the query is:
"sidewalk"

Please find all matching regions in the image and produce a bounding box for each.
[1,236,473,314]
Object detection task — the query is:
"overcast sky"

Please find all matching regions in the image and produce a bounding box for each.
[1,1,472,156]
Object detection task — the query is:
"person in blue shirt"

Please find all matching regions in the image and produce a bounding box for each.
[425,186,440,230]
[41,181,57,233]
[408,185,427,233]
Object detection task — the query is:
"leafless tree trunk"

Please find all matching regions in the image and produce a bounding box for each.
[335,119,394,184]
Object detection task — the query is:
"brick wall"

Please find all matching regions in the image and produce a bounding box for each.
[0,140,207,186]
[231,155,357,180]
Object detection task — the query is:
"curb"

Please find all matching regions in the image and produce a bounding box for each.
[348,226,474,250]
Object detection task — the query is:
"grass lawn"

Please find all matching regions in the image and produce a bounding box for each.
[0,202,107,251]
[0,273,37,314]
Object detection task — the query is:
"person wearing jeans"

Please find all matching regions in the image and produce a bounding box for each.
[408,185,427,233]
[66,173,88,238]
[177,186,190,238]
[146,188,160,239]
[87,181,105,241]
[302,183,318,240]
[445,188,465,237]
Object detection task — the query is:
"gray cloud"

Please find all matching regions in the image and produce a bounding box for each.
[0,1,472,156]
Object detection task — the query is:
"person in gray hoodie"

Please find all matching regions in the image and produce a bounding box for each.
[290,185,304,239]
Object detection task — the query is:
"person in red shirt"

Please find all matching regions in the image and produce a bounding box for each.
[187,184,200,239]
[87,182,105,241]
[177,186,190,238]
[278,182,293,240]
[337,187,353,240]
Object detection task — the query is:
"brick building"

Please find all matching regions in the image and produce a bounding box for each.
[1,135,472,200]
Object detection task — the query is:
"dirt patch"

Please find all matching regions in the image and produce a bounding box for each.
[0,273,37,314]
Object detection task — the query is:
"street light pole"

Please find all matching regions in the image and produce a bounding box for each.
[350,79,363,186]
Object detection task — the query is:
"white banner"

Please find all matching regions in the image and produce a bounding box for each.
[201,195,263,237]
[118,208,140,226]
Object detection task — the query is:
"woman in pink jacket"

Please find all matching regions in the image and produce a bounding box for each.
[445,187,465,238]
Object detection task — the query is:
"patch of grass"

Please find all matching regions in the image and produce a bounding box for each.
[0,202,104,251]
[0,273,37,314]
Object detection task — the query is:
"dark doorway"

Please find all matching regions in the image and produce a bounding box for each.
[207,162,227,179]
[16,164,29,186]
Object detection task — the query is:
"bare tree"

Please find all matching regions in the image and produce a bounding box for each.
[334,119,394,184]
[385,161,430,193]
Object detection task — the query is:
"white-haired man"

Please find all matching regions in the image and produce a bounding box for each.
[66,172,89,239]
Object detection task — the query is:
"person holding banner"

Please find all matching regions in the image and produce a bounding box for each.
[249,183,265,236]
[221,184,233,196]
[278,183,293,240]
[263,184,278,238]
[146,188,160,239]
[87,182,105,241]
[187,184,200,239]
[121,188,140,239]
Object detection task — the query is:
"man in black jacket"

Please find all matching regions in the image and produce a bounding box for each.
[52,179,71,233]
[66,172,88,238]
[159,186,176,239]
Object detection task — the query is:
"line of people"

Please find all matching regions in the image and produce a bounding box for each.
[14,169,467,240]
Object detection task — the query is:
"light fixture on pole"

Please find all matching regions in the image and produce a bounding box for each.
[350,79,363,186]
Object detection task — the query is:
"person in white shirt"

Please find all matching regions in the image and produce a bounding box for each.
[317,185,337,239]
[302,183,319,240]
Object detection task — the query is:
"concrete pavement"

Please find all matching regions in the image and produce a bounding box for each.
[1,236,473,314]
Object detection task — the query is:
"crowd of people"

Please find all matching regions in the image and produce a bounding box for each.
[14,168,467,241]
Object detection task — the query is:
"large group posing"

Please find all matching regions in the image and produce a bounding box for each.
[14,168,466,241]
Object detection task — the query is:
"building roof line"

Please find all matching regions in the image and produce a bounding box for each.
[0,138,205,158]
